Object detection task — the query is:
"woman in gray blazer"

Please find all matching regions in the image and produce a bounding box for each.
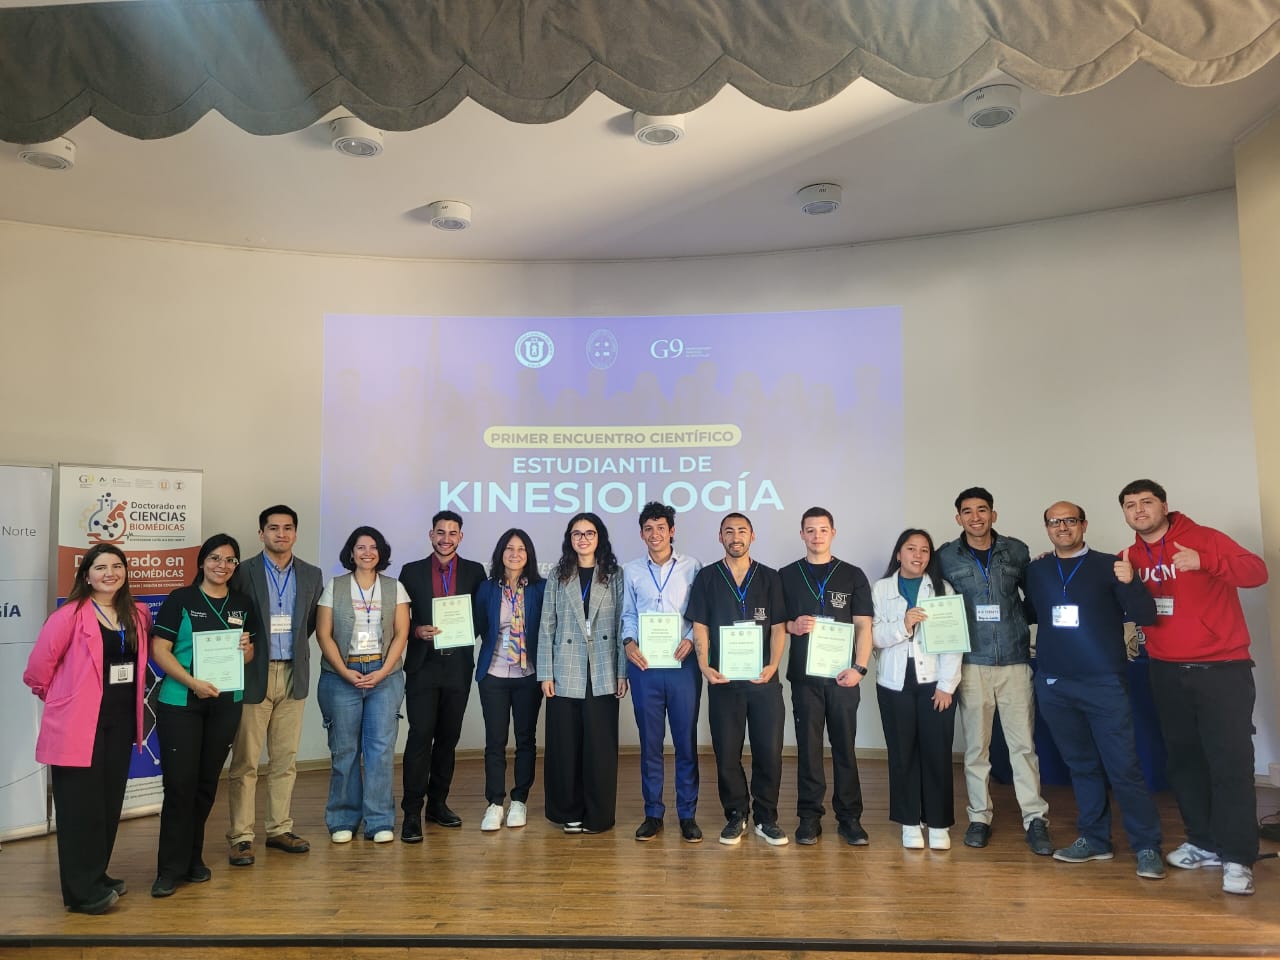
[538,512,627,834]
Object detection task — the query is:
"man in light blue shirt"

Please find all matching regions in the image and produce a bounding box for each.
[621,502,703,843]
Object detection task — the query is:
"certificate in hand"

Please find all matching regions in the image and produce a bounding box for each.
[639,612,682,669]
[917,594,971,655]
[192,629,244,692]
[432,594,476,649]
[805,619,854,679]
[718,624,763,680]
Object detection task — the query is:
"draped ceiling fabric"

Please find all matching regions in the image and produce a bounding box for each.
[0,0,1278,143]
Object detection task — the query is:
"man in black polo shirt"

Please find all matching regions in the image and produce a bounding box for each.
[687,512,788,847]
[781,507,873,846]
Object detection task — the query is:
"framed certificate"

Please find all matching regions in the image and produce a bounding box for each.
[718,624,763,680]
[432,594,476,649]
[192,629,244,692]
[639,612,682,669]
[806,619,854,679]
[917,594,971,655]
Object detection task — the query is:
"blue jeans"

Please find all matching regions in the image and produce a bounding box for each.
[317,662,405,836]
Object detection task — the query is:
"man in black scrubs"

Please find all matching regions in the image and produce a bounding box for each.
[687,512,789,847]
[398,510,485,840]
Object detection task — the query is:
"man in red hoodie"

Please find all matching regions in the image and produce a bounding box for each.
[1118,479,1268,896]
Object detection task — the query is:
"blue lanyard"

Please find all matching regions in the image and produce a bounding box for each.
[799,560,839,614]
[356,579,377,625]
[1055,556,1085,600]
[716,561,757,620]
[970,546,994,602]
[1141,537,1167,596]
[439,559,455,596]
[264,556,294,611]
[646,556,675,607]
[580,569,594,605]
[92,600,126,654]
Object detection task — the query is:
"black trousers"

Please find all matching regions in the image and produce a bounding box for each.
[1149,658,1259,864]
[876,660,956,828]
[478,673,544,805]
[707,681,785,825]
[155,696,241,882]
[543,691,619,831]
[50,699,134,908]
[401,672,470,814]
[792,680,863,822]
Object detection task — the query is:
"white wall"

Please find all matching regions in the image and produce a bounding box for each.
[2,189,1272,771]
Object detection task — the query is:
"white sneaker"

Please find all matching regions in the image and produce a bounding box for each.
[1223,862,1255,896]
[902,824,925,849]
[481,804,505,832]
[372,830,394,843]
[330,830,353,844]
[506,800,528,828]
[1165,841,1221,869]
[928,827,951,850]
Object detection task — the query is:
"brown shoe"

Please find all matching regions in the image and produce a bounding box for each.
[266,832,311,854]
[229,841,254,866]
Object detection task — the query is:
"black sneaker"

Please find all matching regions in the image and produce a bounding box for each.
[963,822,991,848]
[68,889,119,915]
[754,822,789,846]
[795,817,822,845]
[1025,817,1052,856]
[401,814,424,843]
[719,815,747,846]
[185,863,211,883]
[837,819,870,846]
[680,818,703,843]
[635,816,663,841]
[150,875,177,898]
[426,803,463,828]
[104,875,127,896]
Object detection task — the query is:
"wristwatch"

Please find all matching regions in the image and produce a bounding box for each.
[850,663,868,676]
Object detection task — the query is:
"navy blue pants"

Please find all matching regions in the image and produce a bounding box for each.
[627,655,702,819]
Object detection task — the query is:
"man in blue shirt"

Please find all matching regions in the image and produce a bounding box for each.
[621,502,703,843]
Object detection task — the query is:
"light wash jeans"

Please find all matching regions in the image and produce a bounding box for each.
[317,661,405,836]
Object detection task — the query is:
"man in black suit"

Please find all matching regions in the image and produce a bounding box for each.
[398,510,485,840]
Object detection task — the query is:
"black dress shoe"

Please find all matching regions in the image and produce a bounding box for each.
[401,814,424,843]
[150,876,177,898]
[680,818,703,843]
[68,889,119,915]
[185,863,212,883]
[964,822,992,848]
[426,804,462,828]
[635,816,663,841]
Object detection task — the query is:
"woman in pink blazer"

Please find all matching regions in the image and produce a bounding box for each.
[24,544,151,915]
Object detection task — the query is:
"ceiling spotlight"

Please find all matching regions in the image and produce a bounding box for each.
[18,137,76,170]
[330,117,384,157]
[797,183,842,215]
[633,112,685,146]
[962,84,1021,129]
[426,200,472,231]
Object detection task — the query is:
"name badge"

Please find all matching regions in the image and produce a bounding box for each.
[975,604,1001,622]
[227,614,244,627]
[1052,605,1080,628]
[353,629,380,654]
[1155,597,1174,616]
[270,613,292,634]
[734,619,757,627]
[109,662,134,685]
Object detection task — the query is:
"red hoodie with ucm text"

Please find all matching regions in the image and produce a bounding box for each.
[1126,511,1267,662]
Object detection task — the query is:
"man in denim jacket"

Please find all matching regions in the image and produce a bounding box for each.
[937,487,1051,855]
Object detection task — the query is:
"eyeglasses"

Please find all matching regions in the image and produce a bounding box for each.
[1045,517,1082,529]
[206,555,239,567]
[570,530,598,541]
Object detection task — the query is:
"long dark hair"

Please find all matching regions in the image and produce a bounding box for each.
[193,533,241,586]
[554,512,619,584]
[68,544,140,652]
[488,528,543,583]
[883,528,946,596]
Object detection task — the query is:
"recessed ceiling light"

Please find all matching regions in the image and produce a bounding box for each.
[633,113,685,146]
[426,200,472,231]
[797,183,842,215]
[18,137,76,170]
[962,85,1021,129]
[330,117,384,157]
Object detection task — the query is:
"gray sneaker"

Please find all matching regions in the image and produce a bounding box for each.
[1052,836,1114,863]
[1136,848,1166,879]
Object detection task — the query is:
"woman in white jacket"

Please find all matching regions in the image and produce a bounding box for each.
[872,529,962,851]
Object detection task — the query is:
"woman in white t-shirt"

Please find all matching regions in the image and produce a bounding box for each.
[315,526,410,844]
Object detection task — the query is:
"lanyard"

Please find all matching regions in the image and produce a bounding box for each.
[264,556,294,611]
[580,569,594,605]
[799,559,840,614]
[1141,537,1167,596]
[439,558,455,597]
[968,545,994,601]
[646,556,676,607]
[716,561,757,620]
[92,599,126,654]
[356,578,377,625]
[1055,556,1085,600]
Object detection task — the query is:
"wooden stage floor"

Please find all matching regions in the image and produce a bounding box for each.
[2,755,1278,959]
